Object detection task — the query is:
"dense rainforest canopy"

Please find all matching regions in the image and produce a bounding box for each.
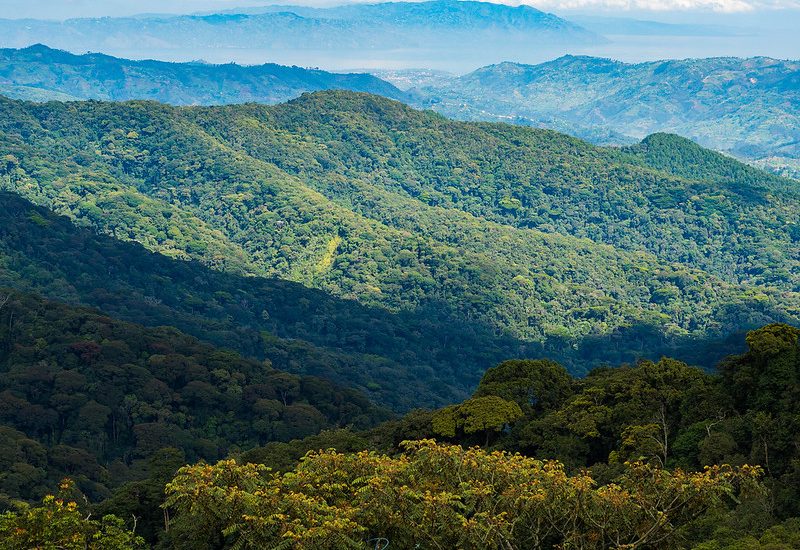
[0,92,798,409]
[0,90,799,548]
[2,321,800,549]
[0,290,387,507]
[0,191,525,410]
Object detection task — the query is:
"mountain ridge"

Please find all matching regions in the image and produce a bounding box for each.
[0,91,797,401]
[218,0,592,33]
[416,55,800,172]
[0,2,603,69]
[0,44,409,105]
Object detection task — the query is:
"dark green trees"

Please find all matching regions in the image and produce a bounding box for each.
[473,359,573,412]
[0,291,387,505]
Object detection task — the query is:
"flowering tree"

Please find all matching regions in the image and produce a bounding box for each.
[164,440,761,549]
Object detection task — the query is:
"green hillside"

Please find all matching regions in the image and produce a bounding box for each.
[418,55,800,175]
[0,290,387,506]
[0,192,524,410]
[0,44,408,106]
[0,92,798,401]
[206,92,798,291]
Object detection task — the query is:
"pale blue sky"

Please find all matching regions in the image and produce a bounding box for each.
[2,0,799,20]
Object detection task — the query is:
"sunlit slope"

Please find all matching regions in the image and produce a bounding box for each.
[0,92,797,384]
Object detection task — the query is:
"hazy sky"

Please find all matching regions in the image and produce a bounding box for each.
[2,0,799,19]
[532,0,800,11]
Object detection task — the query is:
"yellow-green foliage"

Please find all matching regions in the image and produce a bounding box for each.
[431,395,522,441]
[0,482,144,550]
[315,235,342,275]
[164,440,761,550]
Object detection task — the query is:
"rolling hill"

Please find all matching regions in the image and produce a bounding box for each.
[0,91,798,402]
[416,55,800,174]
[0,44,407,105]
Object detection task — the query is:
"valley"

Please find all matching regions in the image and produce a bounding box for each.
[0,2,799,548]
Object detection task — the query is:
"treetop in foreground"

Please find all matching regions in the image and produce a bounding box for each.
[163,440,761,550]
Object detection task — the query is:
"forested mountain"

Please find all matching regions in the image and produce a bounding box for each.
[0,92,798,405]
[4,45,797,179]
[415,55,800,176]
[0,45,407,105]
[0,1,601,69]
[0,191,530,410]
[0,289,388,508]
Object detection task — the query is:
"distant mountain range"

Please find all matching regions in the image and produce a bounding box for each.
[216,0,595,37]
[410,55,800,177]
[1,45,798,179]
[0,44,407,105]
[0,1,603,69]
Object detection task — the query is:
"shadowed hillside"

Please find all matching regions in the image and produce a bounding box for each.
[0,92,798,408]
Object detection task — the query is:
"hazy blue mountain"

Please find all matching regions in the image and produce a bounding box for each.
[221,0,597,38]
[0,83,80,102]
[0,1,603,70]
[568,16,747,37]
[417,55,800,173]
[0,44,408,105]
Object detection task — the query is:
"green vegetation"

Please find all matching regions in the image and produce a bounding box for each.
[3,323,796,549]
[0,45,408,106]
[0,290,387,507]
[1,91,798,408]
[418,55,800,175]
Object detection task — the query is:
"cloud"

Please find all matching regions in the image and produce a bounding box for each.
[524,0,800,11]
